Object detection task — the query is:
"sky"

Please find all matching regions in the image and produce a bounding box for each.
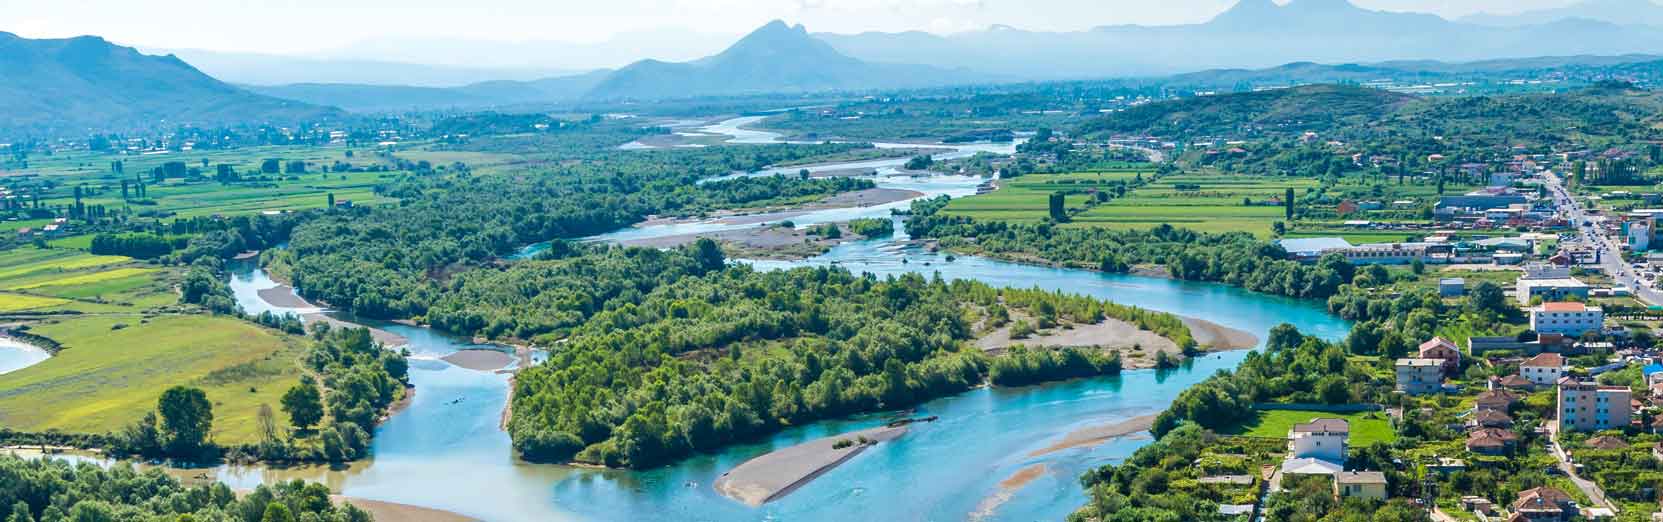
[2,0,1587,56]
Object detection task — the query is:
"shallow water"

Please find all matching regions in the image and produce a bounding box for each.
[208,236,1348,522]
[0,336,50,375]
[184,117,1351,521]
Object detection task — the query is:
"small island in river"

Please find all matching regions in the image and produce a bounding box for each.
[714,424,910,506]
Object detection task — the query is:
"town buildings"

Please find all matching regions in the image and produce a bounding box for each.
[1528,302,1604,337]
[1288,418,1349,462]
[1557,378,1632,432]
[1394,358,1444,395]
[1520,353,1567,386]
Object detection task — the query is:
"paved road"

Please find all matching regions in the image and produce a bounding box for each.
[1546,433,1620,513]
[1543,171,1663,306]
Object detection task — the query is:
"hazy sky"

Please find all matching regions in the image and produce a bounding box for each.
[4,0,1585,55]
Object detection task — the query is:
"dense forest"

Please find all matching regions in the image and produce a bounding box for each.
[905,196,1355,299]
[497,241,1192,467]
[0,455,373,522]
[266,144,881,319]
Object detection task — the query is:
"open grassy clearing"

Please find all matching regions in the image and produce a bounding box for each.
[0,314,305,444]
[1228,409,1396,447]
[0,292,71,312]
[1071,174,1318,236]
[0,249,130,282]
[8,267,159,290]
[942,169,1151,223]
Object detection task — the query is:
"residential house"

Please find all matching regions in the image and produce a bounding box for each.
[1475,389,1521,412]
[1289,418,1349,462]
[1467,409,1514,430]
[1497,374,1536,391]
[1530,302,1604,337]
[1418,337,1462,374]
[1520,353,1566,386]
[1395,358,1444,395]
[1557,379,1633,432]
[1333,471,1388,501]
[1466,428,1518,455]
[1509,486,1575,522]
[1586,436,1629,450]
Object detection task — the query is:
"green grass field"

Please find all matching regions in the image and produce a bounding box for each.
[0,315,305,445]
[1229,409,1397,447]
[0,292,71,312]
[943,170,1150,224]
[1070,174,1319,236]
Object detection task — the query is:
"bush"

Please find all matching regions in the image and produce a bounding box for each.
[515,429,586,463]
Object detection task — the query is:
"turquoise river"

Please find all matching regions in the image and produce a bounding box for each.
[46,116,1352,522]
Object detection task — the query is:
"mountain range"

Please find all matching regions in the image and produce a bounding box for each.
[0,32,338,136]
[1460,0,1663,29]
[246,21,980,111]
[817,0,1663,79]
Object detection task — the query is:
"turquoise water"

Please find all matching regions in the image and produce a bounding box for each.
[215,235,1347,521]
[200,118,1351,520]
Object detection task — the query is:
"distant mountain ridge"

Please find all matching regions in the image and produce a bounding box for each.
[245,70,612,112]
[585,21,983,101]
[816,0,1663,79]
[1460,0,1663,28]
[249,21,986,110]
[0,32,339,136]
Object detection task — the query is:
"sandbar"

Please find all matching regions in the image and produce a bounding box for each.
[714,424,908,506]
[1028,414,1157,457]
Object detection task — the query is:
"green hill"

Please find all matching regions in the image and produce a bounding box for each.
[0,32,341,136]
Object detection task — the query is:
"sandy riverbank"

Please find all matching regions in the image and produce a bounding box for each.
[256,286,313,309]
[714,424,908,506]
[1028,414,1157,458]
[332,496,478,522]
[627,187,923,231]
[1181,317,1259,350]
[976,316,1179,368]
[440,349,516,371]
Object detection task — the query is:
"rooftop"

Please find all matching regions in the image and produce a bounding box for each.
[1291,418,1350,434]
[1334,471,1387,484]
[1536,302,1598,313]
[1395,358,1443,367]
[1277,237,1354,254]
[1522,353,1565,368]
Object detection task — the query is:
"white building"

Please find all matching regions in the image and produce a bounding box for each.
[1558,379,1632,432]
[1395,358,1444,395]
[1517,277,1591,305]
[1520,353,1567,386]
[1530,302,1604,336]
[1630,220,1653,251]
[1288,418,1349,462]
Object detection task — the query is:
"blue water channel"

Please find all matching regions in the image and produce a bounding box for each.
[182,116,1353,521]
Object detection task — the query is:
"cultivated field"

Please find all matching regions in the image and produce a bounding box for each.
[0,245,306,444]
[942,169,1148,223]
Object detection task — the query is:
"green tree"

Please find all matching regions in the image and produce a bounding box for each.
[1284,187,1295,220]
[1048,192,1067,222]
[1467,280,1507,315]
[260,502,296,522]
[157,386,214,458]
[281,379,325,431]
